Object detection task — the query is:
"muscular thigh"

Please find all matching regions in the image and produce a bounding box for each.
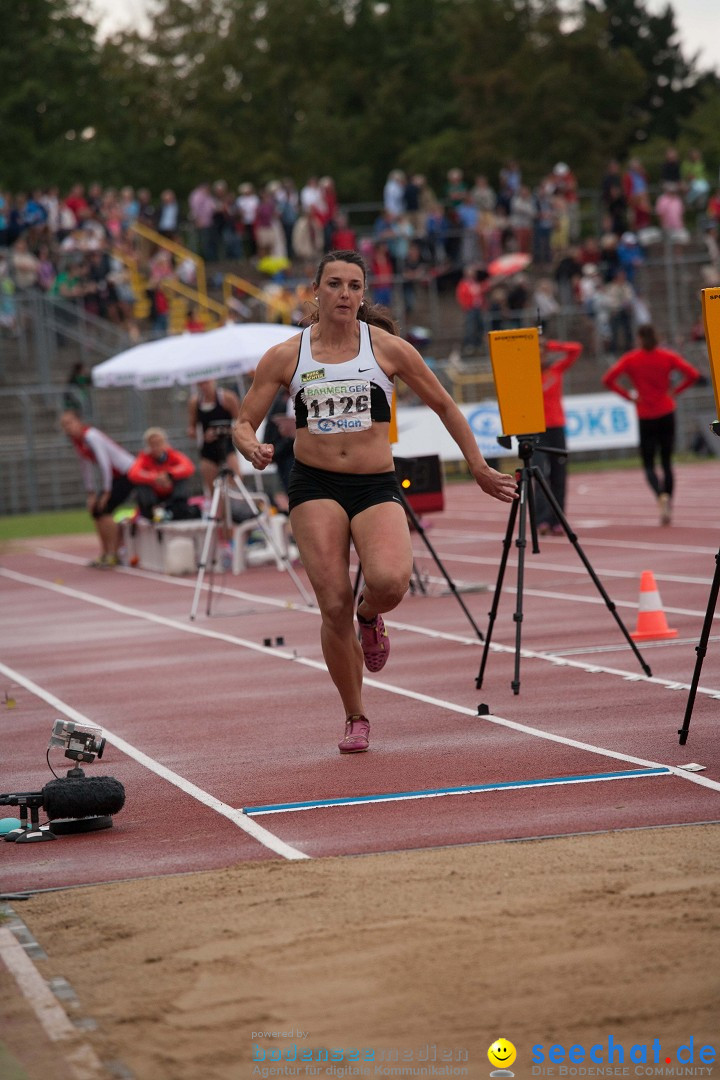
[290,498,354,606]
[351,501,413,583]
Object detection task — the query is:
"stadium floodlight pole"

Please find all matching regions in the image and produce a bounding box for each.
[475,434,652,695]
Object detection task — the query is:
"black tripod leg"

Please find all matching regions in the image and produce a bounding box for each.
[399,491,484,640]
[526,462,540,555]
[476,473,521,688]
[510,467,531,694]
[353,562,364,602]
[678,550,720,744]
[530,465,652,678]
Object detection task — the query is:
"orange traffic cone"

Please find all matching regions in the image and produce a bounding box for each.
[630,570,678,640]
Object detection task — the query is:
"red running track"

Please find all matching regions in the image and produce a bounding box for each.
[1,461,720,893]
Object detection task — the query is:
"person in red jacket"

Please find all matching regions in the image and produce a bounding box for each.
[128,427,197,521]
[533,338,583,534]
[602,324,700,525]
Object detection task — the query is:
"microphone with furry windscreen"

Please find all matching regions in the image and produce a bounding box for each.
[1,719,126,843]
[1,777,125,842]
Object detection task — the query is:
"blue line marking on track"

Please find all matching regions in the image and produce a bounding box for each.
[243,767,672,816]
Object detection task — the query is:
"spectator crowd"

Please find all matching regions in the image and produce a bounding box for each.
[1,144,720,358]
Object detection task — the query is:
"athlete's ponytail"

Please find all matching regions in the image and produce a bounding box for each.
[358,300,399,336]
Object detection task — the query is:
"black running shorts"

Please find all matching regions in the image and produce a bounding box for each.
[200,435,234,465]
[288,460,402,520]
[92,474,134,518]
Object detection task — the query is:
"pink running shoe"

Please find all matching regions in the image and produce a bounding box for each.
[338,714,370,754]
[357,603,390,672]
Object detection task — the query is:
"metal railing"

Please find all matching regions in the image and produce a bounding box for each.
[0,383,199,515]
[1,373,715,516]
[222,272,292,323]
[129,222,209,299]
[0,291,132,386]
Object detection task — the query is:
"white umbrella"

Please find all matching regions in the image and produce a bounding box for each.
[91,322,301,389]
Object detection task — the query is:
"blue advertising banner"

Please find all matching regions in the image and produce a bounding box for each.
[393,394,638,461]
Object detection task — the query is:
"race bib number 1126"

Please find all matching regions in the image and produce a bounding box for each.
[304,380,372,435]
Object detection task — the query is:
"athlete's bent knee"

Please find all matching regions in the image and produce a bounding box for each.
[364,571,410,613]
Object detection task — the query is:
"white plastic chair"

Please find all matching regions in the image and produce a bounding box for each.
[231,492,292,573]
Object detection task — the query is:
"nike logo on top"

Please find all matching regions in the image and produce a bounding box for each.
[358,367,373,372]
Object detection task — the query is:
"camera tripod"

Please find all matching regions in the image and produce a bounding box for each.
[399,486,484,638]
[0,792,54,843]
[678,553,720,743]
[189,467,313,620]
[353,485,485,640]
[475,434,652,694]
[678,421,720,743]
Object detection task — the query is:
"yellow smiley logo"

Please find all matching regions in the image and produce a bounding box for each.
[488,1039,517,1069]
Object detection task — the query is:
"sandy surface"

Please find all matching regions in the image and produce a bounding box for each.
[2,824,719,1080]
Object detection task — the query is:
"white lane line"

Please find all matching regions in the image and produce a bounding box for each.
[3,569,720,799]
[30,547,714,628]
[34,547,317,615]
[3,564,717,694]
[426,528,720,558]
[0,926,106,1079]
[549,635,720,657]
[436,552,714,588]
[0,658,308,862]
[21,551,712,675]
[407,541,718,587]
[35,543,718,595]
[508,586,704,619]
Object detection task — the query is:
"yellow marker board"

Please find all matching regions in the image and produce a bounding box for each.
[702,286,720,418]
[488,327,546,436]
[389,388,398,443]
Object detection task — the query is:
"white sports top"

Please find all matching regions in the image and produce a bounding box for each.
[288,321,394,435]
[79,427,134,491]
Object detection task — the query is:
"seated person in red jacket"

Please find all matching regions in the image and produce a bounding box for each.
[534,338,583,535]
[128,427,198,521]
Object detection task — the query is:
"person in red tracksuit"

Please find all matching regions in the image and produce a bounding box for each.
[534,338,583,535]
[602,324,699,525]
[128,427,197,521]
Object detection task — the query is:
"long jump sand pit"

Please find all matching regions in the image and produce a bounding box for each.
[4,824,719,1080]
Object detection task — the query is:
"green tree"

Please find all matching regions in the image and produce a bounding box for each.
[93,31,180,193]
[131,0,462,201]
[588,0,717,145]
[450,0,646,186]
[0,0,106,189]
[5,0,718,208]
